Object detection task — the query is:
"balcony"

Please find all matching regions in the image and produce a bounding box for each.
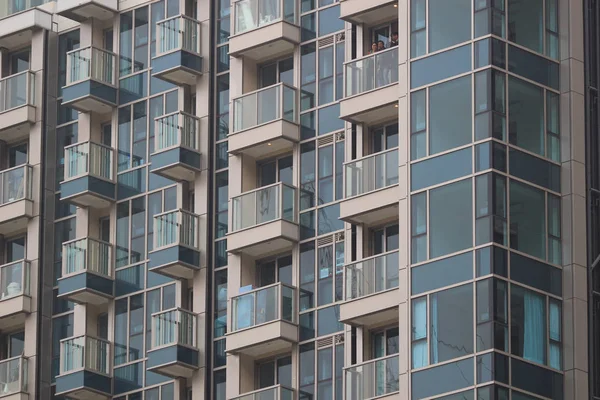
[60,141,116,208]
[0,261,31,330]
[57,238,114,305]
[340,148,399,225]
[62,46,117,114]
[150,112,202,181]
[232,385,312,400]
[339,251,399,327]
[0,356,28,400]
[229,0,300,61]
[0,72,35,142]
[148,210,201,280]
[56,0,117,22]
[0,2,52,49]
[0,165,33,235]
[345,355,400,400]
[152,15,202,85]
[229,83,299,158]
[340,48,399,124]
[227,283,298,358]
[228,183,298,257]
[147,308,199,378]
[339,0,398,25]
[56,336,112,400]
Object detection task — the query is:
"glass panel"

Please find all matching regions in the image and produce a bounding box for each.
[509,180,546,260]
[152,309,197,348]
[235,0,288,33]
[0,357,26,395]
[429,0,471,52]
[67,47,115,86]
[154,210,200,249]
[344,149,398,197]
[0,261,29,299]
[63,238,112,276]
[231,284,296,331]
[345,48,398,96]
[233,84,298,132]
[157,16,201,54]
[60,336,109,375]
[0,165,32,205]
[64,142,113,180]
[0,71,34,112]
[232,183,297,231]
[155,112,201,152]
[344,251,399,300]
[344,355,399,399]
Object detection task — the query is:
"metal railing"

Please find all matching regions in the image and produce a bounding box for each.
[231,282,296,331]
[0,356,27,395]
[0,165,32,206]
[59,336,111,376]
[230,385,295,400]
[232,83,298,133]
[0,260,30,300]
[66,46,116,86]
[231,182,297,232]
[234,0,296,34]
[154,111,201,153]
[0,0,49,20]
[345,47,398,97]
[64,141,114,181]
[0,71,35,113]
[154,209,200,250]
[345,148,398,198]
[345,251,399,301]
[156,15,201,55]
[344,354,400,400]
[151,308,198,349]
[62,238,112,278]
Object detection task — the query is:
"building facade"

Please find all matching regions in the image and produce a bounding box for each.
[0,0,591,399]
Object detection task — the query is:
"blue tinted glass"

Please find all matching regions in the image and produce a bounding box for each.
[114,362,143,394]
[411,251,473,295]
[317,306,343,336]
[511,359,563,400]
[411,44,471,88]
[411,148,472,191]
[119,72,148,104]
[145,368,171,386]
[318,103,343,135]
[300,210,315,239]
[115,264,145,296]
[509,148,560,192]
[510,252,562,296]
[147,270,173,288]
[150,76,176,95]
[318,203,343,235]
[411,358,474,399]
[118,168,147,199]
[318,6,343,36]
[429,0,471,52]
[508,45,559,90]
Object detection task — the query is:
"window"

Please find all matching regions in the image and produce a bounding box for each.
[257,255,293,287]
[145,283,176,350]
[508,77,544,156]
[259,57,294,88]
[371,327,400,395]
[5,237,25,263]
[256,355,292,389]
[507,0,558,58]
[258,155,293,186]
[429,0,471,52]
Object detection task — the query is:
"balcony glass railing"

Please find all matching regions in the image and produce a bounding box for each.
[62,238,112,277]
[151,308,198,349]
[154,209,200,249]
[0,356,27,395]
[231,182,297,232]
[154,112,200,152]
[231,385,296,400]
[60,336,110,376]
[0,260,30,300]
[345,48,398,97]
[66,46,116,87]
[0,165,32,206]
[232,282,296,331]
[345,251,399,301]
[234,0,296,34]
[0,0,49,19]
[232,83,297,133]
[345,355,399,400]
[345,148,398,198]
[0,71,35,113]
[64,141,113,181]
[156,15,201,55]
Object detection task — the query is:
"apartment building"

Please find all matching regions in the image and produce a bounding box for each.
[0,0,594,399]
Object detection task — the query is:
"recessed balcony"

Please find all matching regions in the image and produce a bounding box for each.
[229,0,300,61]
[339,251,399,327]
[56,336,112,400]
[56,0,118,22]
[0,356,29,400]
[0,260,31,331]
[340,48,399,124]
[0,72,36,142]
[148,210,202,280]
[147,308,200,378]
[0,165,33,235]
[340,148,399,225]
[57,238,114,305]
[150,112,202,181]
[227,283,298,358]
[60,141,116,209]
[229,83,300,158]
[228,183,299,257]
[339,0,398,25]
[345,355,400,400]
[152,15,203,85]
[0,4,52,49]
[62,46,117,114]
